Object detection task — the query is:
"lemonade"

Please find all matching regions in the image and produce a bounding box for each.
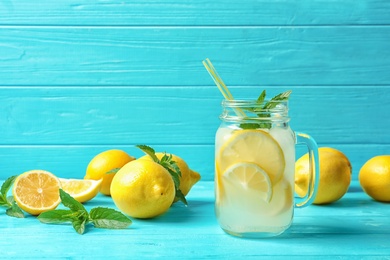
[214,98,319,238]
[215,124,295,237]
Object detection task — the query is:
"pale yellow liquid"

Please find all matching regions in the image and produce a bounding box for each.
[215,125,296,237]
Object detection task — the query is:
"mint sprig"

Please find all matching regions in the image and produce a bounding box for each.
[38,189,132,235]
[240,90,292,130]
[136,144,187,205]
[0,176,24,218]
[262,90,292,110]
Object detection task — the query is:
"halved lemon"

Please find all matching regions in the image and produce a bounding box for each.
[13,170,61,215]
[217,129,285,185]
[223,162,272,203]
[60,178,102,203]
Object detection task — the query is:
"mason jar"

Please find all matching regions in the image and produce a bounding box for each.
[214,99,320,238]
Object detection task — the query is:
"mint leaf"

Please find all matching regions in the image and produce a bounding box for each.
[72,218,87,235]
[174,189,188,205]
[257,90,266,104]
[239,90,291,130]
[243,90,267,113]
[0,196,7,207]
[90,207,132,229]
[39,189,132,234]
[136,145,188,206]
[136,144,158,162]
[0,176,17,207]
[59,189,87,213]
[160,156,188,205]
[39,191,90,234]
[163,164,180,188]
[160,154,182,184]
[6,201,25,218]
[0,176,25,218]
[240,123,261,129]
[262,90,292,110]
[106,168,120,175]
[1,175,17,195]
[38,209,77,224]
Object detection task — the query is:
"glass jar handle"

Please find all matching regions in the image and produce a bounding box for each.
[294,132,320,208]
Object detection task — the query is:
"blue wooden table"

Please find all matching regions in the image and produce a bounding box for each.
[1,180,389,258]
[1,0,390,258]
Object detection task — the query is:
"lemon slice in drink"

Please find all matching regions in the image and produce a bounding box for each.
[223,162,272,203]
[268,178,293,216]
[217,129,285,185]
[60,178,102,203]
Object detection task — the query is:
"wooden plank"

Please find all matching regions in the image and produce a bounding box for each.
[0,145,213,181]
[0,181,389,258]
[1,0,390,26]
[0,86,220,145]
[0,27,390,86]
[0,86,388,145]
[0,144,388,181]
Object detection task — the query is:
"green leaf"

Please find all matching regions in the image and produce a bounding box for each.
[175,189,188,206]
[0,196,8,207]
[159,154,187,205]
[262,90,292,110]
[106,168,120,175]
[239,123,261,130]
[38,189,132,235]
[239,90,292,130]
[0,177,18,209]
[257,90,266,104]
[163,163,180,189]
[6,196,15,204]
[6,202,25,218]
[72,218,87,235]
[38,209,76,224]
[59,189,87,213]
[89,207,132,229]
[168,159,182,177]
[136,144,159,162]
[1,175,17,196]
[136,145,188,205]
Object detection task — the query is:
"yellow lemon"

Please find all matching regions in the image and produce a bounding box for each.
[13,170,61,215]
[223,162,272,203]
[110,159,175,219]
[140,153,201,202]
[59,178,102,203]
[295,147,352,204]
[84,149,135,196]
[359,155,390,202]
[217,129,285,185]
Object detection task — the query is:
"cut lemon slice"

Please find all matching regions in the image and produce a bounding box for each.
[217,129,285,185]
[59,178,102,203]
[223,162,272,203]
[13,170,61,215]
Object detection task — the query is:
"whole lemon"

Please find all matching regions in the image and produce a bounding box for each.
[140,153,201,202]
[295,147,352,204]
[359,155,390,202]
[110,159,175,218]
[84,149,135,196]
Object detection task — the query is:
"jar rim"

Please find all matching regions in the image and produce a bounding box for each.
[221,99,288,112]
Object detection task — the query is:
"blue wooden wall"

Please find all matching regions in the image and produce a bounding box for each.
[0,1,389,181]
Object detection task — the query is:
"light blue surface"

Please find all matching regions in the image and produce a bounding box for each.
[0,1,389,258]
[1,181,389,258]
